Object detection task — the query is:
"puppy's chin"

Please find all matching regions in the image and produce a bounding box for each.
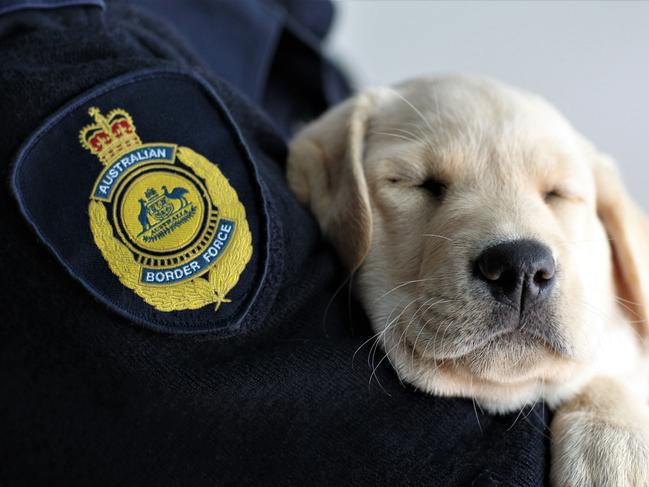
[453,332,576,383]
[385,324,585,414]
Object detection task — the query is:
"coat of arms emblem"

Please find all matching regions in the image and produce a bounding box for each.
[80,107,252,312]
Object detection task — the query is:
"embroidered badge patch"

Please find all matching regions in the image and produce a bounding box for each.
[81,107,252,311]
[12,70,271,333]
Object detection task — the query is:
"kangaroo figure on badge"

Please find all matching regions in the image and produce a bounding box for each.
[138,198,151,233]
[162,185,190,207]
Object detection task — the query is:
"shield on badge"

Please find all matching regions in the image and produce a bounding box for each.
[148,194,174,221]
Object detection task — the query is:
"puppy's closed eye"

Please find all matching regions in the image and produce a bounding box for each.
[543,185,585,204]
[387,175,448,201]
[544,189,563,202]
[419,177,448,200]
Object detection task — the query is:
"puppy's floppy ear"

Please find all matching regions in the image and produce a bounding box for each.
[591,151,649,334]
[287,91,378,270]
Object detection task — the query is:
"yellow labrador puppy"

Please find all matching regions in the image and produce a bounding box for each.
[287,76,649,486]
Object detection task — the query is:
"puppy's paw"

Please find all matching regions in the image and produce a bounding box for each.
[550,378,649,487]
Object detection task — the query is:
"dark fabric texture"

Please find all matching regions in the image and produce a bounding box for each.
[0,0,105,16]
[0,2,550,486]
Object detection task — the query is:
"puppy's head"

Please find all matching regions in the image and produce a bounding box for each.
[288,76,649,412]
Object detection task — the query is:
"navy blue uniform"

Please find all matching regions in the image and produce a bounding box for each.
[0,1,550,485]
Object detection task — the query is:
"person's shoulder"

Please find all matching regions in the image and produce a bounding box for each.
[0,3,289,336]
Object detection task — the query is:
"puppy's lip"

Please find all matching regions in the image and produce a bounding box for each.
[402,328,500,361]
[468,326,574,359]
[516,329,574,357]
[404,324,573,362]
[400,334,554,389]
[473,327,574,358]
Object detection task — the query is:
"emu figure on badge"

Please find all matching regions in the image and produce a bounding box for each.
[162,185,190,207]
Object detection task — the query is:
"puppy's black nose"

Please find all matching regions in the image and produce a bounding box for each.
[474,239,556,309]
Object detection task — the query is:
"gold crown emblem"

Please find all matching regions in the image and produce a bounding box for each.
[79,107,141,165]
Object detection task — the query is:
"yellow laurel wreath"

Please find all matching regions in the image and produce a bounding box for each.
[89,146,253,312]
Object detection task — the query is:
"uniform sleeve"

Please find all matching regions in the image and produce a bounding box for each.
[0,3,550,487]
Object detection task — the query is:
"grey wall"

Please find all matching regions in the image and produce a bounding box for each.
[326,1,649,209]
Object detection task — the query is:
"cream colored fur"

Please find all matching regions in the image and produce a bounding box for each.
[287,75,649,486]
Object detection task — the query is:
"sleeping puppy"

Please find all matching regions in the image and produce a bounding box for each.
[287,76,649,486]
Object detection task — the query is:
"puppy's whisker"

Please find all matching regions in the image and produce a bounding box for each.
[422,233,453,242]
[369,339,401,393]
[352,329,386,369]
[568,299,605,351]
[390,126,438,156]
[525,382,552,441]
[399,296,438,367]
[427,313,460,359]
[386,89,440,157]
[470,376,484,434]
[366,298,406,374]
[612,297,646,324]
[367,335,392,395]
[388,127,431,146]
[431,314,457,358]
[371,296,428,388]
[506,401,530,433]
[385,298,435,378]
[369,297,421,390]
[577,297,641,348]
[422,318,446,359]
[411,123,440,157]
[322,272,354,337]
[375,277,445,301]
[387,89,436,136]
[406,296,442,328]
[572,298,644,351]
[410,299,450,368]
[377,325,407,390]
[410,323,429,370]
[615,295,643,306]
[371,301,405,370]
[370,131,421,145]
[421,306,452,356]
[509,385,542,434]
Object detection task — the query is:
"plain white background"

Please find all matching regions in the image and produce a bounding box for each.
[326,1,649,209]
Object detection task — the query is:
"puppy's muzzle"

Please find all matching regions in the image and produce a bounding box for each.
[475,239,556,311]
